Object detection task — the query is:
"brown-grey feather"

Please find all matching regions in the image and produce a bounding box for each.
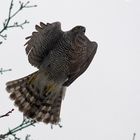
[6,71,65,124]
[24,22,63,68]
[63,33,97,86]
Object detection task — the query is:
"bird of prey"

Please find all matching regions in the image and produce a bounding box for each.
[6,22,98,125]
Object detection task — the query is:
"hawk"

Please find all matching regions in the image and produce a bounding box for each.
[6,22,98,125]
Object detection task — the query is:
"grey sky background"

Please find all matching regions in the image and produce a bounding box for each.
[0,0,140,140]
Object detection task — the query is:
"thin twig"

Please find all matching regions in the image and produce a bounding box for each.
[0,34,7,40]
[0,109,14,119]
[6,20,29,29]
[0,0,37,44]
[132,133,136,140]
[25,134,31,140]
[0,118,36,139]
[0,68,12,74]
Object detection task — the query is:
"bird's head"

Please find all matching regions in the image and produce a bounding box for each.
[71,26,86,35]
[64,26,86,42]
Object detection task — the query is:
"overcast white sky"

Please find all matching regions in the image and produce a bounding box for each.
[0,0,140,140]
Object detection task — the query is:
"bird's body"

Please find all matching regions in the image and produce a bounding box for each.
[6,22,97,125]
[39,37,70,82]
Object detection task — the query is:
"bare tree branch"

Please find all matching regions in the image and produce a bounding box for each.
[0,109,14,119]
[0,0,37,44]
[0,68,12,75]
[25,134,31,140]
[0,1,37,140]
[132,133,136,140]
[0,118,36,140]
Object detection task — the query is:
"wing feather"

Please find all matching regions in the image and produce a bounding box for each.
[63,34,98,86]
[24,22,62,68]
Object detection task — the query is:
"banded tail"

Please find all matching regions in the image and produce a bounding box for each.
[6,71,66,125]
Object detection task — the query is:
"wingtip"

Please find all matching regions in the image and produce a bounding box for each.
[40,22,47,28]
[35,25,42,31]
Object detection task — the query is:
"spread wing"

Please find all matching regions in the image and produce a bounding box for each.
[24,22,62,68]
[63,34,98,86]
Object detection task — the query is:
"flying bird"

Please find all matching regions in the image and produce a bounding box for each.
[6,22,98,125]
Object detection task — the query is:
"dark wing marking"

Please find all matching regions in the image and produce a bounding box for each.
[24,22,63,68]
[63,34,98,86]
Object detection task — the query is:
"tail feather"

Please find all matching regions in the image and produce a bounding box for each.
[6,71,66,125]
[6,72,37,93]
